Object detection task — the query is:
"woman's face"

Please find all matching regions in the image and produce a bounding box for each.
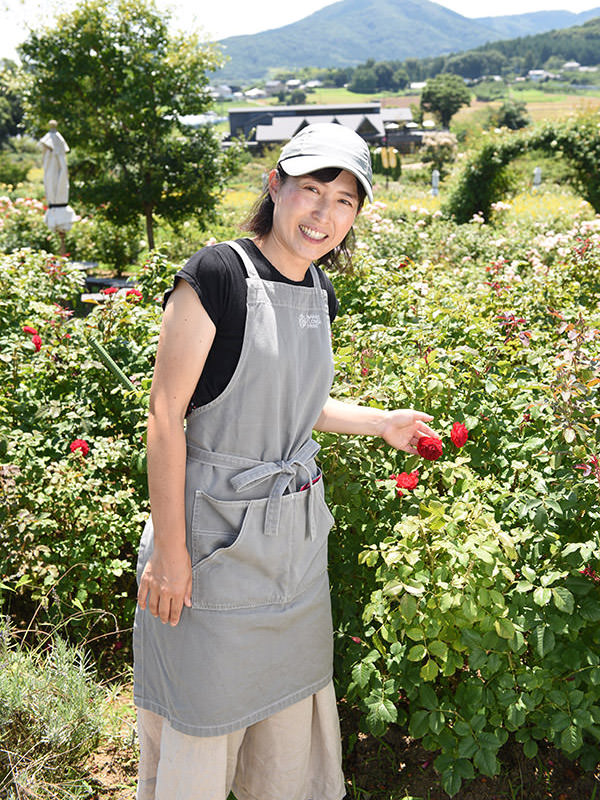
[264,168,360,275]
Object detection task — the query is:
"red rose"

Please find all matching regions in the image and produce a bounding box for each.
[417,436,443,461]
[101,286,118,295]
[395,470,419,494]
[126,288,143,301]
[450,422,469,448]
[31,334,42,351]
[23,325,38,335]
[70,439,90,456]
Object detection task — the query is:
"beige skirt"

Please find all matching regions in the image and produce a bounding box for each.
[136,680,346,800]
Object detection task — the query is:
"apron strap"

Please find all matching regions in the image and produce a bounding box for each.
[225,240,260,279]
[308,263,328,311]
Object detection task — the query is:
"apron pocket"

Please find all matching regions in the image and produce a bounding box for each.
[189,483,335,610]
[190,490,249,566]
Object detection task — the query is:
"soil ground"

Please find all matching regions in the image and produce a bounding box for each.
[84,689,600,800]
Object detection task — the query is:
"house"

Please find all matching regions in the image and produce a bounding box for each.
[208,85,233,100]
[244,87,267,99]
[227,102,417,151]
[527,69,549,81]
[265,80,284,96]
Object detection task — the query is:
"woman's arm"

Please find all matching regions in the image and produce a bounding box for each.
[314,397,436,455]
[137,279,216,626]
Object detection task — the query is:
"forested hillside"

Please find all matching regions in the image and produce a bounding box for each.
[216,0,600,82]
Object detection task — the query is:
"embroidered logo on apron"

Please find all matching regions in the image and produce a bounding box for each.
[298,313,321,329]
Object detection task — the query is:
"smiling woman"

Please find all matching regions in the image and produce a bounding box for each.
[133,122,437,800]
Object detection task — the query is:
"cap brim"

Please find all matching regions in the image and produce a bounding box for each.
[279,154,373,202]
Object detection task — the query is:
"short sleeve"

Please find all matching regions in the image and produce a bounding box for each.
[161,245,233,326]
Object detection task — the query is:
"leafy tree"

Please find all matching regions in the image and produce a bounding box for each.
[289,89,307,105]
[374,62,395,91]
[0,60,24,145]
[19,0,239,251]
[349,66,378,93]
[493,99,530,130]
[420,73,471,129]
[393,67,409,90]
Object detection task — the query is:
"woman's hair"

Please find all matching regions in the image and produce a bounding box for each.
[242,165,367,271]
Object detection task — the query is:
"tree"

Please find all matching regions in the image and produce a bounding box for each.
[420,73,471,129]
[348,66,377,94]
[19,0,238,250]
[492,99,530,130]
[0,60,24,144]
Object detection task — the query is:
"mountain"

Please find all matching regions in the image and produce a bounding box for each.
[475,8,600,39]
[214,0,600,81]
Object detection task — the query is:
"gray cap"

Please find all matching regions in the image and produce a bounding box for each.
[278,123,373,202]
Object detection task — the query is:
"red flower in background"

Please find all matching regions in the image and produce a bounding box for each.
[31,334,42,352]
[393,470,419,496]
[23,325,38,335]
[101,286,118,295]
[70,439,89,456]
[417,436,443,461]
[451,422,469,448]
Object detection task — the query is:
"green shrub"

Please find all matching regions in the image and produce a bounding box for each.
[321,204,600,794]
[0,620,105,798]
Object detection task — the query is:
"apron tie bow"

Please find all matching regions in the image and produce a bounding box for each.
[231,439,321,538]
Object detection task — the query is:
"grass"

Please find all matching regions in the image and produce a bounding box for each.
[0,621,109,799]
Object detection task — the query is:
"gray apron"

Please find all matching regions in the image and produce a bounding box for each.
[133,240,336,736]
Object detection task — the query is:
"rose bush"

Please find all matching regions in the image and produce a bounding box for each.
[319,200,600,794]
[0,185,599,793]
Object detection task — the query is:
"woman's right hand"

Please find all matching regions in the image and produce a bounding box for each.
[137,543,192,626]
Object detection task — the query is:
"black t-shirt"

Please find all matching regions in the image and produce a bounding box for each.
[162,238,339,415]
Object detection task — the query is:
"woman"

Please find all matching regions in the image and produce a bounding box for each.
[134,123,436,800]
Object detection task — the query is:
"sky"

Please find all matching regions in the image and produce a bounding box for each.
[2,0,600,61]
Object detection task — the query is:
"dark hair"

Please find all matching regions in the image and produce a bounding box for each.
[241,164,367,271]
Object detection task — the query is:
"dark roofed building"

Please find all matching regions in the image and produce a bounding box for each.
[228,102,422,152]
[229,103,382,140]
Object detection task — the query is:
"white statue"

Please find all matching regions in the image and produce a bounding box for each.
[39,120,78,243]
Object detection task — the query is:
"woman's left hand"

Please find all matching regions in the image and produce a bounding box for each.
[379,409,438,454]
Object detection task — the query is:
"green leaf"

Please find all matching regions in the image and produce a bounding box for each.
[523,738,538,758]
[419,684,438,710]
[429,640,448,662]
[534,625,555,658]
[474,747,498,776]
[494,617,515,639]
[458,734,478,758]
[399,593,417,622]
[409,709,429,738]
[533,506,548,531]
[407,644,426,662]
[469,647,487,671]
[420,659,439,681]
[351,661,375,689]
[560,724,583,754]
[552,587,575,614]
[441,769,463,797]
[533,586,551,606]
[366,693,397,725]
[428,710,445,734]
